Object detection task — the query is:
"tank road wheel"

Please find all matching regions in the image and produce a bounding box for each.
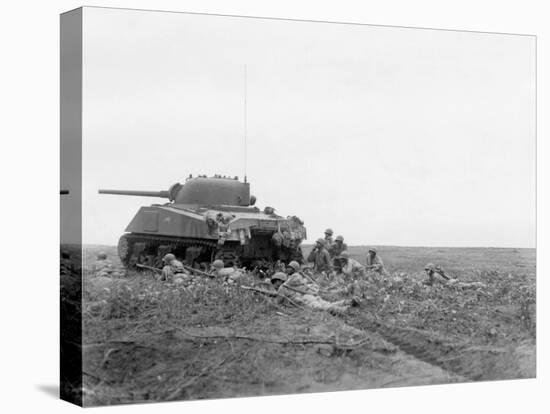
[117,235,131,266]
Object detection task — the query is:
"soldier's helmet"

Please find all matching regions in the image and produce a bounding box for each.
[271,272,288,282]
[424,263,435,271]
[212,259,225,269]
[325,228,334,236]
[287,261,300,271]
[97,252,108,260]
[338,251,350,260]
[335,235,344,242]
[163,253,176,263]
[368,247,377,254]
[316,238,326,246]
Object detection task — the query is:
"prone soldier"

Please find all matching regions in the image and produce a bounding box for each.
[160,253,187,282]
[270,271,288,290]
[275,263,355,313]
[94,251,115,276]
[210,259,244,283]
[423,263,450,285]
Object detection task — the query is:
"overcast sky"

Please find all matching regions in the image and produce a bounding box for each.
[80,7,535,248]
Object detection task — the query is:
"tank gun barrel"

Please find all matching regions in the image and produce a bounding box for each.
[98,189,170,198]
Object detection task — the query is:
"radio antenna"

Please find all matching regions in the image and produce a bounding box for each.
[243,64,248,183]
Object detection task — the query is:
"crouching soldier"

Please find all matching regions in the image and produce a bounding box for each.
[423,263,450,285]
[210,259,244,283]
[160,253,187,282]
[365,247,387,275]
[336,252,366,279]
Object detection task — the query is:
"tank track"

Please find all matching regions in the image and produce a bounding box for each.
[118,233,303,271]
[351,317,503,381]
[119,233,219,269]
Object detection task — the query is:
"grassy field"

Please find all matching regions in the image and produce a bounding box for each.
[77,245,536,406]
[303,244,535,276]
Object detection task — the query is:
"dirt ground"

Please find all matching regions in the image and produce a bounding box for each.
[78,245,536,406]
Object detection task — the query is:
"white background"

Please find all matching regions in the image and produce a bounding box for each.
[0,0,548,413]
[79,7,535,248]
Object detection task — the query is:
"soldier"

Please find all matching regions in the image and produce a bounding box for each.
[270,271,288,290]
[211,259,243,282]
[290,243,305,264]
[329,235,348,258]
[215,212,234,245]
[324,228,334,248]
[271,230,284,261]
[307,238,332,274]
[277,264,354,313]
[284,260,301,276]
[94,251,114,276]
[336,252,366,279]
[160,253,186,282]
[365,247,387,275]
[423,263,450,285]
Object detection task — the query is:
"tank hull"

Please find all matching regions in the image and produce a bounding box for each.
[118,204,306,269]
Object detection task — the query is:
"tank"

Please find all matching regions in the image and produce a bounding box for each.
[99,175,307,269]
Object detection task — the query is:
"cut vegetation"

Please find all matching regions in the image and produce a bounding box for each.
[76,245,535,406]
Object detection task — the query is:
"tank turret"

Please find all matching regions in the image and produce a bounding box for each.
[99,176,252,206]
[99,175,306,269]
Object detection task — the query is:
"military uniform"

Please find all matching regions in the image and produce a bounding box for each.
[329,241,348,258]
[324,228,334,249]
[211,259,243,282]
[94,258,114,276]
[161,259,185,282]
[366,249,387,275]
[340,257,366,278]
[279,272,349,313]
[290,245,305,264]
[307,242,332,273]
[214,267,243,281]
[424,263,450,285]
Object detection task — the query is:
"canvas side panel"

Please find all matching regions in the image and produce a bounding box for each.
[60,7,83,407]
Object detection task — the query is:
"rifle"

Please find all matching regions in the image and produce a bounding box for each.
[280,283,321,296]
[300,268,320,286]
[136,263,162,273]
[240,285,278,297]
[435,267,450,280]
[181,264,215,278]
[136,263,164,280]
[241,285,303,308]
